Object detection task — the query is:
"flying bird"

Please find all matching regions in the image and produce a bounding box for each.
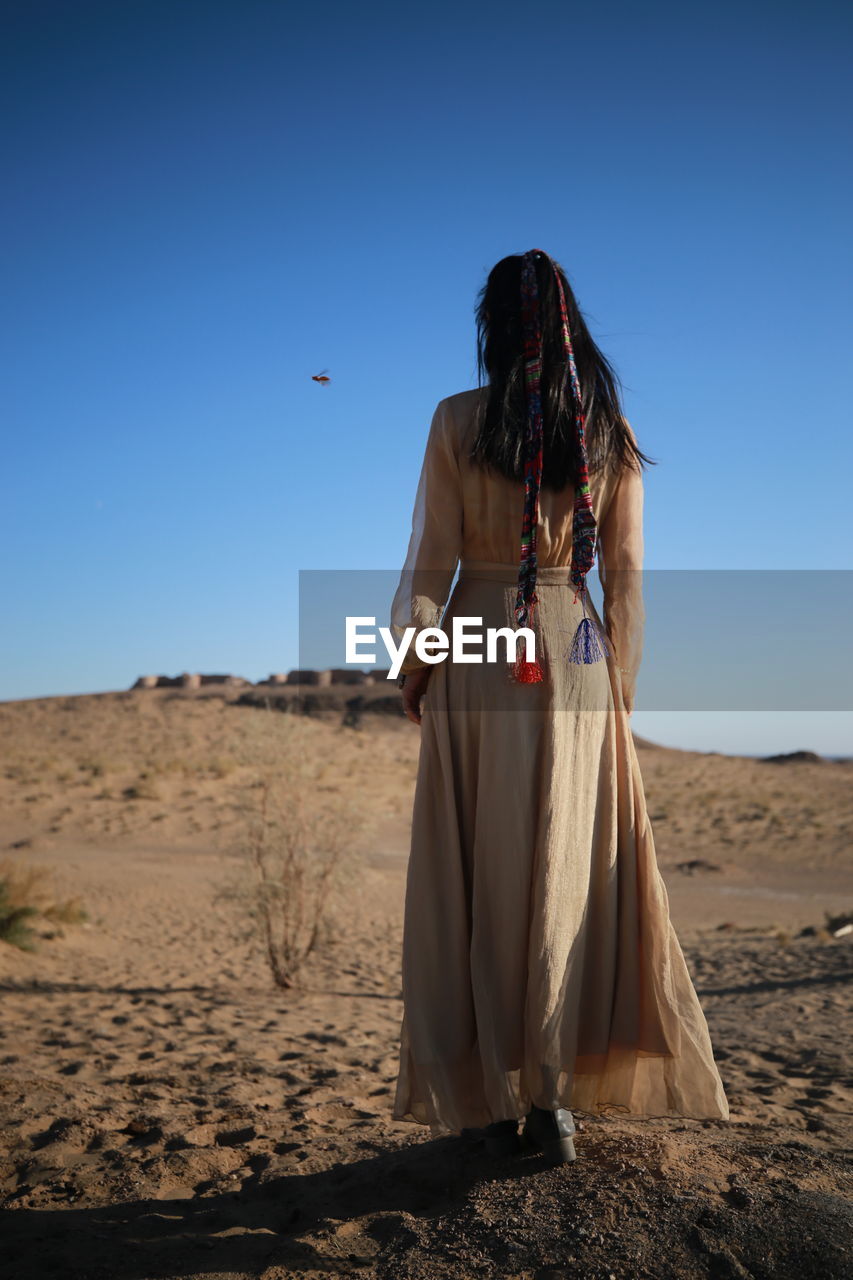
[311,369,331,385]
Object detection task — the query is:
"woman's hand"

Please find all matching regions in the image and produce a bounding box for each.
[401,666,433,725]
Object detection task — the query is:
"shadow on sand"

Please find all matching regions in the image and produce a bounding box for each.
[2,1131,550,1279]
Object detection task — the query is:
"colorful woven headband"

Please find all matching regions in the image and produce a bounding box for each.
[513,248,609,682]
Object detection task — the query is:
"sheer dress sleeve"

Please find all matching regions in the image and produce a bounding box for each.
[390,398,463,675]
[598,453,645,714]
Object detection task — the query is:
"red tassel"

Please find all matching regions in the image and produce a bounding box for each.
[513,599,543,684]
[513,656,544,684]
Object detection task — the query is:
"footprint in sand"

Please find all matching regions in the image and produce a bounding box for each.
[303,1102,377,1128]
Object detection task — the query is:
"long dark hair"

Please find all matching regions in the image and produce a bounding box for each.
[471,252,656,489]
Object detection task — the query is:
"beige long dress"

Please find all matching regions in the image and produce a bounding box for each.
[389,387,730,1135]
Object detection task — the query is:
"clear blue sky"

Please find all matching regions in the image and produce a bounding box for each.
[2,0,851,754]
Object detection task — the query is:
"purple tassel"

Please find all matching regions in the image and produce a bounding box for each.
[568,616,610,664]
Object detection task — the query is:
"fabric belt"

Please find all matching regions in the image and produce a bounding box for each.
[459,559,578,585]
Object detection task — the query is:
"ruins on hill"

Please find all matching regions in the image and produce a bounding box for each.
[130,668,394,691]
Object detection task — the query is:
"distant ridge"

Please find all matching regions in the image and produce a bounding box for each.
[759,750,825,765]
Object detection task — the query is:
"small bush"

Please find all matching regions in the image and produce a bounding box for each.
[201,755,235,779]
[240,777,354,987]
[43,896,88,925]
[78,758,108,778]
[122,776,162,801]
[0,857,88,951]
[216,719,365,989]
[0,880,39,950]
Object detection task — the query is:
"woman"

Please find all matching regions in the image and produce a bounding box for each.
[389,250,729,1164]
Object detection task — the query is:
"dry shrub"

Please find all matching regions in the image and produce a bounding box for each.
[0,880,39,950]
[78,757,108,778]
[246,776,352,987]
[216,714,366,989]
[207,755,236,779]
[122,775,162,801]
[0,857,88,950]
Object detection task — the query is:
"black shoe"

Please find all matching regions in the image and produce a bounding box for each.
[460,1118,522,1158]
[483,1118,522,1157]
[522,1104,577,1163]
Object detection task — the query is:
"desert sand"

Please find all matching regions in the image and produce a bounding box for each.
[0,686,851,1280]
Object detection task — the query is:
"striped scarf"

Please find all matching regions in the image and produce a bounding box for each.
[513,249,608,680]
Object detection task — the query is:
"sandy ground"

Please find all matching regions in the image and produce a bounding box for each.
[0,688,851,1280]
